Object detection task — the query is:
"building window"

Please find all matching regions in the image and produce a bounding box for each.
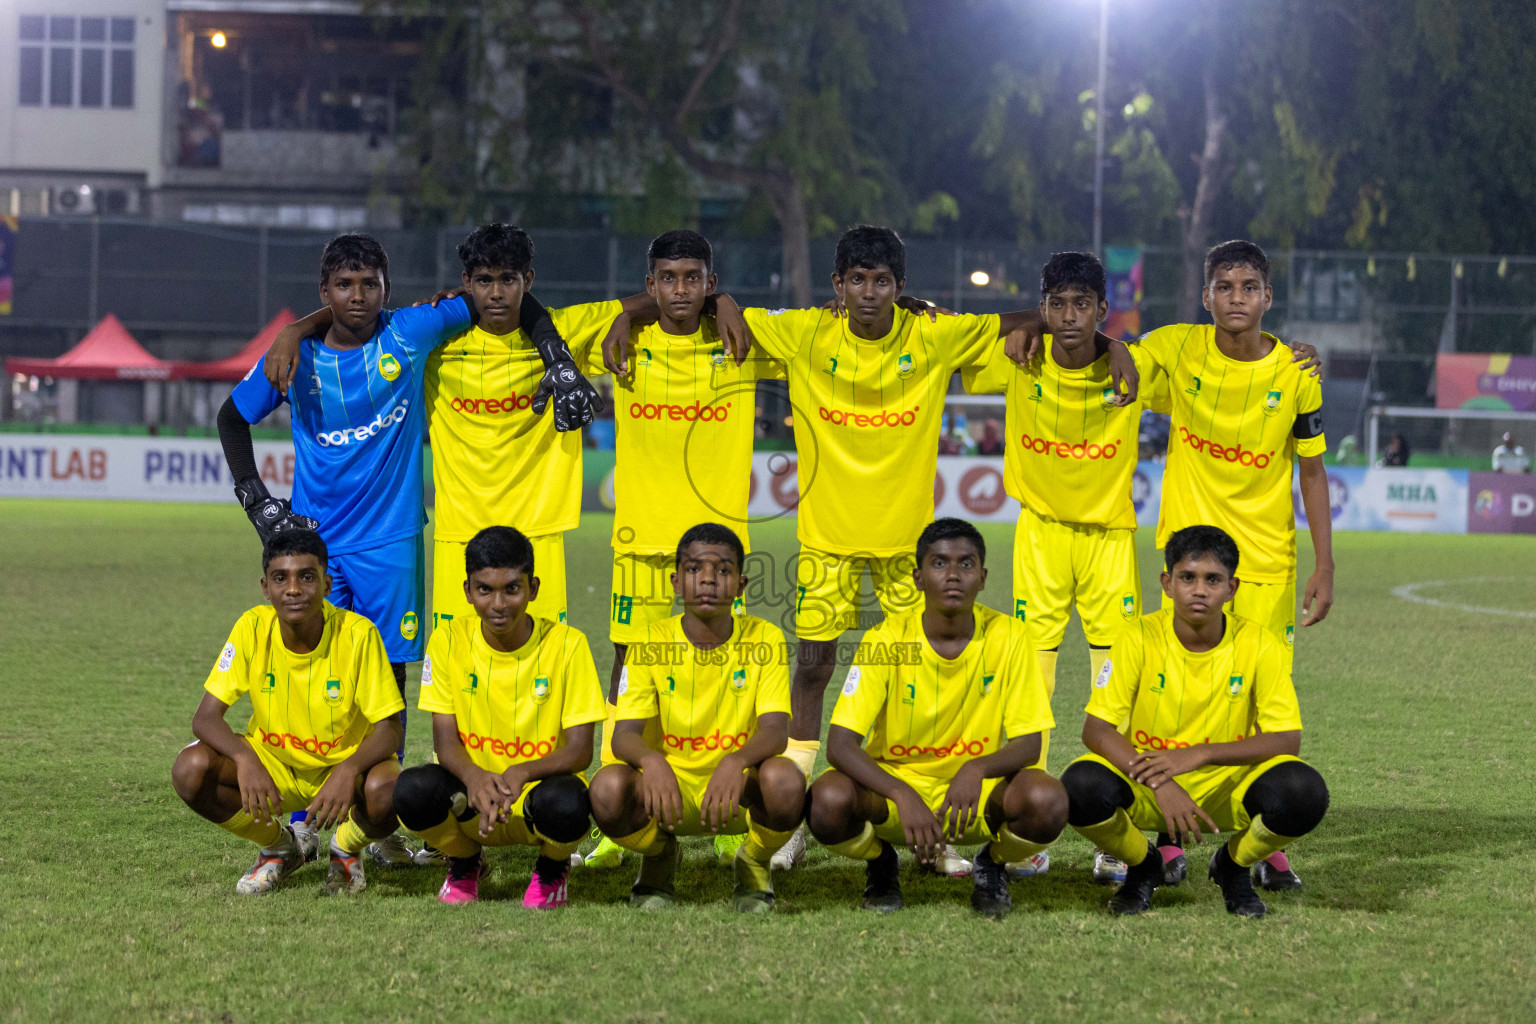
[18,14,134,109]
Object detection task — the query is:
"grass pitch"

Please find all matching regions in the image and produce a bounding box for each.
[1,499,1533,1023]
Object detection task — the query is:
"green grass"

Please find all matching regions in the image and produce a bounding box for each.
[2,500,1534,1023]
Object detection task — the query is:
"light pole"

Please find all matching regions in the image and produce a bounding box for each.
[1092,0,1108,260]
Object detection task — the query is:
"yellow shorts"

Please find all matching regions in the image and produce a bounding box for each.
[640,764,760,837]
[1070,751,1306,833]
[793,547,919,642]
[248,737,338,813]
[818,766,1005,847]
[1013,507,1140,649]
[453,778,585,855]
[432,533,568,630]
[609,551,745,644]
[1160,576,1295,667]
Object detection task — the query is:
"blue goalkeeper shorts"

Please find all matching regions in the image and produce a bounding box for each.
[328,533,426,664]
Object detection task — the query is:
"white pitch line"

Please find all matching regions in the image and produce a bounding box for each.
[1390,577,1536,619]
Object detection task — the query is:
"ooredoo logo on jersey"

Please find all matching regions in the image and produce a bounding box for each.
[1176,426,1275,469]
[315,398,411,447]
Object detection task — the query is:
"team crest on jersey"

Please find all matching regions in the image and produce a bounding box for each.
[1121,595,1136,619]
[532,676,551,705]
[1100,386,1119,408]
[823,356,839,376]
[897,353,914,379]
[710,346,726,368]
[400,611,419,640]
[325,678,342,703]
[1228,674,1245,697]
[1264,389,1284,416]
[730,669,748,695]
[1185,375,1202,396]
[980,674,994,696]
[378,352,402,381]
[218,642,237,672]
[1284,624,1295,647]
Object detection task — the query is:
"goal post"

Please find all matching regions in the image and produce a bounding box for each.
[1367,405,1536,467]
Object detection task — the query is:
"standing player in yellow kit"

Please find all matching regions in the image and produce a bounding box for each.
[962,252,1160,879]
[699,226,1135,872]
[583,230,779,870]
[426,224,651,630]
[1136,240,1334,891]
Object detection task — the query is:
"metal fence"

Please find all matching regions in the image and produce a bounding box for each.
[5,217,1536,401]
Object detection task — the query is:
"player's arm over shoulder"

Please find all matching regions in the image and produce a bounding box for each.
[389,296,475,355]
[741,306,821,362]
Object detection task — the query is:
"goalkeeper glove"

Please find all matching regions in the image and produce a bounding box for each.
[530,332,602,433]
[234,476,319,545]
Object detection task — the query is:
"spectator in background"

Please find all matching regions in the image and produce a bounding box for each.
[1379,434,1411,467]
[1492,432,1531,473]
[976,419,1005,456]
[938,431,964,456]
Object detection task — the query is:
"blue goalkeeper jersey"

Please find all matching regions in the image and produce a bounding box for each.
[231,299,473,556]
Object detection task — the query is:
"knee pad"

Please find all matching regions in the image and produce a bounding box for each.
[393,764,463,831]
[1243,761,1330,837]
[524,774,592,844]
[1062,761,1134,827]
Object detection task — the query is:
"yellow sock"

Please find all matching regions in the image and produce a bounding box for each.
[741,820,796,864]
[826,821,882,861]
[784,739,819,780]
[1034,650,1059,769]
[1228,814,1297,868]
[217,809,283,848]
[407,812,481,859]
[988,824,1049,864]
[613,819,670,857]
[332,817,372,855]
[1075,809,1148,865]
[599,702,620,767]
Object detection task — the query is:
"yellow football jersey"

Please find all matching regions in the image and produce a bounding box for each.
[613,320,784,555]
[417,616,605,775]
[1086,608,1301,752]
[424,301,622,543]
[204,603,404,772]
[742,307,1001,557]
[615,614,792,775]
[964,336,1158,529]
[829,605,1053,785]
[1138,325,1326,582]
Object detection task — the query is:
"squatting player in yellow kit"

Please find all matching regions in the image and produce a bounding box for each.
[807,518,1067,917]
[589,523,806,912]
[963,251,1161,879]
[1061,525,1330,918]
[171,530,405,896]
[585,229,781,870]
[704,226,1132,873]
[392,526,605,907]
[1137,239,1333,891]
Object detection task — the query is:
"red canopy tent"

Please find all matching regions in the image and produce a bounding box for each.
[6,314,179,380]
[178,309,295,381]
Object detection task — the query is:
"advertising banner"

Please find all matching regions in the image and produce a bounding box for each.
[1103,245,1144,342]
[1435,353,1536,412]
[1466,472,1536,534]
[1294,465,1468,534]
[0,215,14,315]
[0,434,294,502]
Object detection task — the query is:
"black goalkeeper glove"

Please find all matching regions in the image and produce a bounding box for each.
[234,476,319,545]
[530,334,602,433]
